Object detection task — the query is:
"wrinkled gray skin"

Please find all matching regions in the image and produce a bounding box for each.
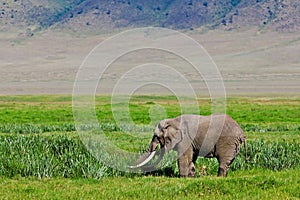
[135,114,247,177]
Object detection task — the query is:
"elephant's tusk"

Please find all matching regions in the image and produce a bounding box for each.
[129,151,156,168]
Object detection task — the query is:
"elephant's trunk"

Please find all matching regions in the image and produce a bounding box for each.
[129,136,165,169]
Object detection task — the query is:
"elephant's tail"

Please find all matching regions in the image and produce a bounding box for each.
[243,137,249,162]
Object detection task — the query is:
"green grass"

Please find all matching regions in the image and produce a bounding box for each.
[0,95,299,199]
[1,95,299,124]
[0,169,299,199]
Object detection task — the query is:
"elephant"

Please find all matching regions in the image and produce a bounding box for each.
[130,114,247,177]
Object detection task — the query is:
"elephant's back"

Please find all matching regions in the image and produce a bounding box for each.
[178,114,244,137]
[219,114,245,137]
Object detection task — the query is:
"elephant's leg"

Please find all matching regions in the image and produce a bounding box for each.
[217,157,235,177]
[177,146,195,177]
[216,138,242,177]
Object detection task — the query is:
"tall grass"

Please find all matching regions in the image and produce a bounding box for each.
[0,134,112,179]
[0,134,298,179]
[0,123,156,134]
[0,123,76,134]
[231,140,300,171]
[241,123,300,132]
[0,122,299,134]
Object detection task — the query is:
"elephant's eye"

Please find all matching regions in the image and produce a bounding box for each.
[162,126,170,133]
[165,136,171,144]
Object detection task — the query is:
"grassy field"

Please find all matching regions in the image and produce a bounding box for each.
[0,169,299,199]
[0,95,299,199]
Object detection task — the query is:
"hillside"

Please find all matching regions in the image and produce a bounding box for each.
[1,0,300,34]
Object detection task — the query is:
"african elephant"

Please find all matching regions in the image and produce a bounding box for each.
[130,114,247,177]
